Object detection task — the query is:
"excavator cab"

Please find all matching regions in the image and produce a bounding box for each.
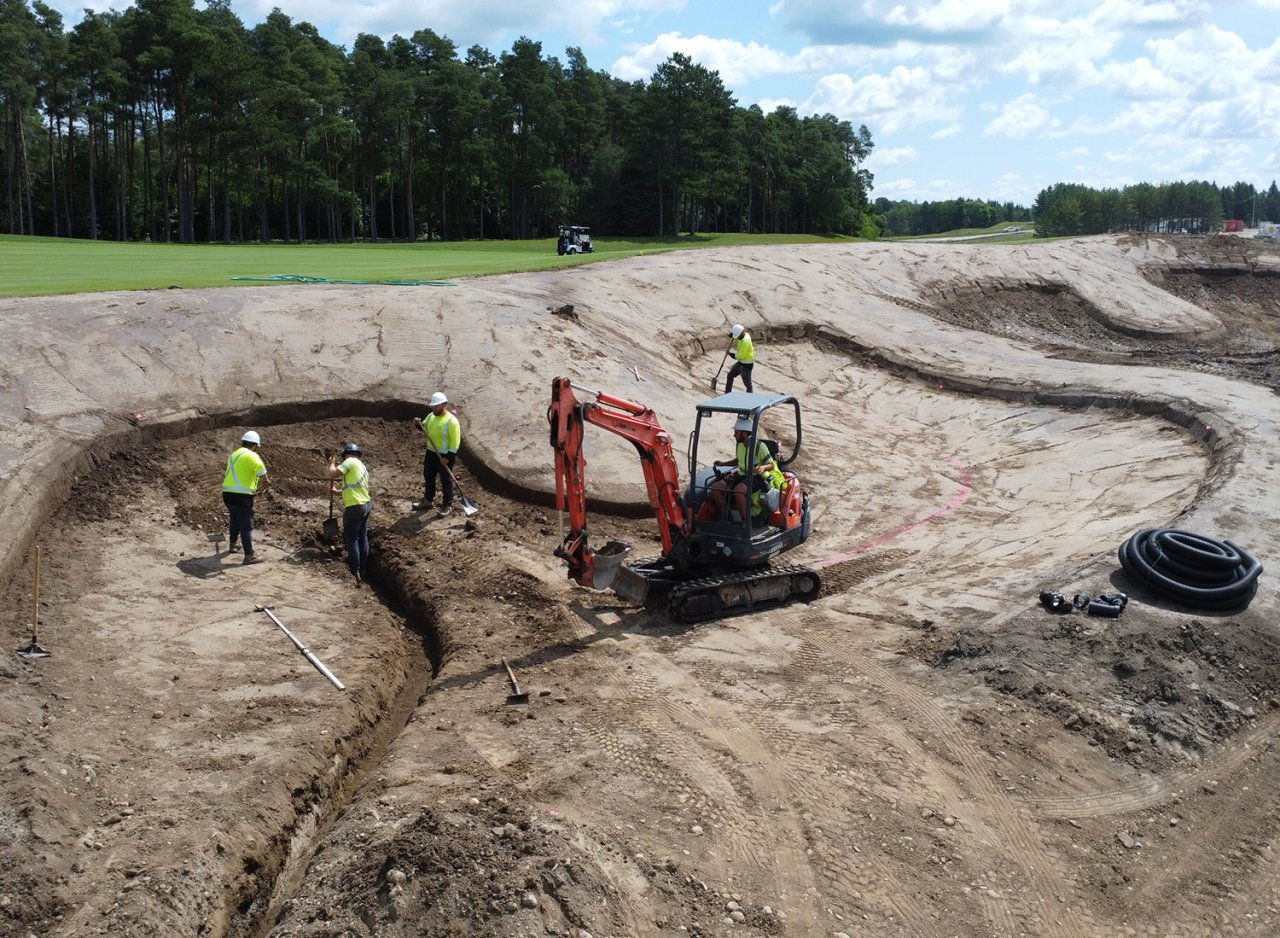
[679,391,812,568]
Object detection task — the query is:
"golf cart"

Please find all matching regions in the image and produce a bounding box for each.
[557,226,593,255]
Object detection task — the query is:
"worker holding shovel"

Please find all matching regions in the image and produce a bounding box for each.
[725,324,755,393]
[328,442,372,585]
[222,430,271,565]
[413,391,462,516]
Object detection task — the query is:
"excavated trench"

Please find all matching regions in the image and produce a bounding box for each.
[7,305,1273,936]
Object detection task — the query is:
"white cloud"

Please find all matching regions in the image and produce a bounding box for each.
[982,93,1054,137]
[798,66,964,134]
[931,123,963,140]
[611,32,802,84]
[1059,145,1091,159]
[869,145,919,168]
[771,0,1014,46]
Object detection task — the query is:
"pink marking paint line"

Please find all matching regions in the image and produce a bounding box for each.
[814,454,973,569]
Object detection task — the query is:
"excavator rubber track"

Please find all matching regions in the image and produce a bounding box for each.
[665,563,822,624]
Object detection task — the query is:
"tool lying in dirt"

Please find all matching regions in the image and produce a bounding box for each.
[17,545,51,659]
[501,658,529,705]
[255,605,345,690]
[436,453,479,516]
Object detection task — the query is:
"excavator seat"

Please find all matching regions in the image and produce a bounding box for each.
[764,473,798,528]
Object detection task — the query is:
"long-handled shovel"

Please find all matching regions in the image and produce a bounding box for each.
[318,450,342,543]
[437,453,479,516]
[710,348,730,393]
[17,546,51,659]
[501,658,529,705]
[322,480,340,543]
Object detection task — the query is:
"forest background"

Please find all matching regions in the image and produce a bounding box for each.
[2,0,1277,246]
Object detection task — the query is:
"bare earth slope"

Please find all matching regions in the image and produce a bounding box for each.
[1,233,1279,938]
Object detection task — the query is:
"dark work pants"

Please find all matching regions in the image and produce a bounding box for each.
[343,502,372,575]
[423,451,456,505]
[725,361,754,393]
[223,492,255,555]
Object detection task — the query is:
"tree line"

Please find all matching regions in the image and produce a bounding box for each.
[0,0,877,243]
[1032,179,1280,237]
[873,196,1031,236]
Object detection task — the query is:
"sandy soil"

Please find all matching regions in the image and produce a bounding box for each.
[2,232,1280,938]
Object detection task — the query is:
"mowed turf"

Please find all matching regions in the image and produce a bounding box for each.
[0,232,855,298]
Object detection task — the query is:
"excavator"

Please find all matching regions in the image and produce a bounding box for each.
[548,376,821,623]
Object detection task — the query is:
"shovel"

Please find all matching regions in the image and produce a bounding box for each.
[437,453,479,516]
[322,481,340,543]
[501,658,529,705]
[17,545,51,659]
[710,348,730,393]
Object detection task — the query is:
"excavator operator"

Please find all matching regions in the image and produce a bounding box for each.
[707,416,784,523]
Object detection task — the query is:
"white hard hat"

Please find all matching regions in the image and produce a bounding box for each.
[733,416,753,433]
[730,324,745,339]
[429,391,448,407]
[242,430,261,445]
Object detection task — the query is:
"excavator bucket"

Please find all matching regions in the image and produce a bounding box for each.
[589,540,644,599]
[610,565,651,606]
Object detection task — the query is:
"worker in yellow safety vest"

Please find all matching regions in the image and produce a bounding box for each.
[221,430,271,565]
[725,323,755,393]
[328,442,372,585]
[707,415,783,522]
[412,391,462,516]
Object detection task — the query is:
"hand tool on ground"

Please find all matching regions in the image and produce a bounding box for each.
[710,348,731,392]
[501,658,529,705]
[436,452,479,516]
[321,449,341,543]
[17,546,51,659]
[255,605,345,690]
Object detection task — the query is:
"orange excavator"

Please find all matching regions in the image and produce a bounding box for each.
[548,376,821,623]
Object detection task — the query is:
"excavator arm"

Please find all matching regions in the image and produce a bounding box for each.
[548,376,688,588]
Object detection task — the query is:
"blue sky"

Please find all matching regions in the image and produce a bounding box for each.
[47,0,1280,208]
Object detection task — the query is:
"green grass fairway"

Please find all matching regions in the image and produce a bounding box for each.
[0,232,860,298]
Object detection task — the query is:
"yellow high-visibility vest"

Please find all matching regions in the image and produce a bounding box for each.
[338,457,370,508]
[736,440,783,489]
[222,447,266,495]
[423,411,461,454]
[732,332,755,363]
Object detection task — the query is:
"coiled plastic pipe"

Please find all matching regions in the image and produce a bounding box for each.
[1118,528,1263,611]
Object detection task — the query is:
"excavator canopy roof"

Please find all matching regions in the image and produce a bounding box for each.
[698,391,795,416]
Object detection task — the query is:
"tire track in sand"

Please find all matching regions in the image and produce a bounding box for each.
[796,609,1095,938]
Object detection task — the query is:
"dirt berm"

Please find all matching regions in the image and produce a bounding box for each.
[1,233,1279,938]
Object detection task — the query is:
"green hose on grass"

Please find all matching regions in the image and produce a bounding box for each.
[231,273,456,286]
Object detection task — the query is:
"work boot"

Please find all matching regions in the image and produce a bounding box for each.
[242,553,264,566]
[437,502,453,517]
[227,542,241,554]
[412,498,432,511]
[353,569,362,586]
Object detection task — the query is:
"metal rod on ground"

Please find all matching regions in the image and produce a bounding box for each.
[255,605,345,690]
[18,546,51,659]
